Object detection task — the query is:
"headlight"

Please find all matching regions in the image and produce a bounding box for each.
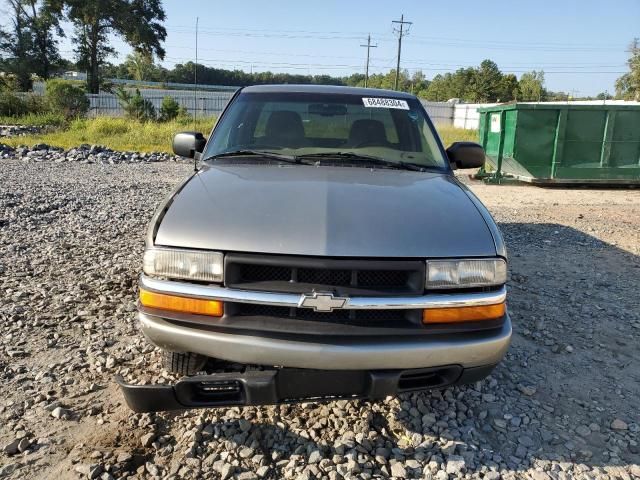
[143,248,224,283]
[426,258,506,289]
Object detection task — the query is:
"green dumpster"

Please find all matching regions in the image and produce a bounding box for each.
[477,103,640,184]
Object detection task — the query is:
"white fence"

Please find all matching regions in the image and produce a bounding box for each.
[420,101,524,129]
[420,101,498,129]
[419,101,455,125]
[86,89,236,117]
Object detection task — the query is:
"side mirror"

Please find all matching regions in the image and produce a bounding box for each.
[446,142,485,169]
[173,131,206,158]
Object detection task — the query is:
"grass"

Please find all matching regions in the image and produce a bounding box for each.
[2,116,218,153]
[435,125,479,147]
[2,115,478,154]
[0,112,67,127]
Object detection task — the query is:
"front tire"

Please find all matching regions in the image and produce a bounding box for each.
[162,351,207,376]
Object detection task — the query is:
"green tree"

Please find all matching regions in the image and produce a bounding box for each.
[0,0,35,90]
[123,51,156,81]
[423,73,455,101]
[45,78,89,118]
[518,70,546,101]
[20,0,65,80]
[423,68,476,101]
[468,60,502,102]
[366,69,411,91]
[496,74,518,102]
[410,70,430,97]
[615,38,640,100]
[65,0,166,93]
[158,95,185,121]
[115,87,155,120]
[0,0,65,88]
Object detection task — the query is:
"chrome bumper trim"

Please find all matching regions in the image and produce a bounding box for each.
[139,312,512,370]
[139,274,506,310]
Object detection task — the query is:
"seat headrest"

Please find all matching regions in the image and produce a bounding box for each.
[264,111,305,145]
[348,119,388,146]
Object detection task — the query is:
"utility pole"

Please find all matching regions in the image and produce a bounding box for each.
[194,16,199,131]
[360,34,377,87]
[392,14,412,91]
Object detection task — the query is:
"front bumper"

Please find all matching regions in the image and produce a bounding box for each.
[139,311,512,370]
[117,363,497,412]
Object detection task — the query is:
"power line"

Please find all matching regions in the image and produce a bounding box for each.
[360,34,377,87]
[392,14,412,90]
[162,25,624,52]
[160,48,625,70]
[161,55,626,75]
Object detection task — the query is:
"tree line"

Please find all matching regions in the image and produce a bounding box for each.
[0,1,638,101]
[0,0,165,93]
[102,56,568,102]
[101,55,551,101]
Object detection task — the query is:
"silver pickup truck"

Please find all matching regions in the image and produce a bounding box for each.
[118,85,511,412]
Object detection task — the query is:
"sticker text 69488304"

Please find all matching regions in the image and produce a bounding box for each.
[362,97,410,110]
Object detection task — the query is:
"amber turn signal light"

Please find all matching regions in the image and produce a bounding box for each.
[422,302,505,324]
[139,288,223,317]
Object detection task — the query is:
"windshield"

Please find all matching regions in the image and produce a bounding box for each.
[204,91,449,169]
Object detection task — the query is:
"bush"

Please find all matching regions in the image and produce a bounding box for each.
[0,92,28,116]
[115,87,156,121]
[158,95,186,122]
[24,93,48,114]
[45,79,89,119]
[0,75,20,93]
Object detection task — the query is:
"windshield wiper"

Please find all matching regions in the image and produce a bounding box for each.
[203,149,308,165]
[296,152,430,172]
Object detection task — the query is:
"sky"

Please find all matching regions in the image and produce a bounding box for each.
[52,0,640,96]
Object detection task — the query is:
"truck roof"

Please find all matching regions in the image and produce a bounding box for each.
[241,84,417,99]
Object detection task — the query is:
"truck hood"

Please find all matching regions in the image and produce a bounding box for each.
[154,164,497,258]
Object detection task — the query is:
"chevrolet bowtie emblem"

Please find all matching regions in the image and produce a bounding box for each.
[299,292,348,312]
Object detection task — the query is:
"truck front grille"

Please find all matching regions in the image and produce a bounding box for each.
[234,303,414,325]
[225,254,424,296]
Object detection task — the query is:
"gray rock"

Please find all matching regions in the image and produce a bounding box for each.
[445,455,466,475]
[611,418,628,430]
[17,438,30,453]
[529,472,551,480]
[145,462,160,476]
[518,435,535,448]
[237,472,258,480]
[3,439,21,455]
[51,406,72,419]
[517,384,537,396]
[308,449,322,464]
[140,432,156,447]
[256,466,270,478]
[390,462,407,478]
[575,425,591,437]
[220,464,234,480]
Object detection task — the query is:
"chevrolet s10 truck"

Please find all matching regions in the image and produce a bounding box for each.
[117,85,511,412]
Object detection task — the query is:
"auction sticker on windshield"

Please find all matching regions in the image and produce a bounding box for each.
[362,97,410,110]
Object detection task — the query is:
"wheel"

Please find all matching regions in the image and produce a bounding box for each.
[162,350,207,376]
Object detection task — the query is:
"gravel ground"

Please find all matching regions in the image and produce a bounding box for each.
[1,148,639,480]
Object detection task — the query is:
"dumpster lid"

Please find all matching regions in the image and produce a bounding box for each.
[477,102,640,113]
